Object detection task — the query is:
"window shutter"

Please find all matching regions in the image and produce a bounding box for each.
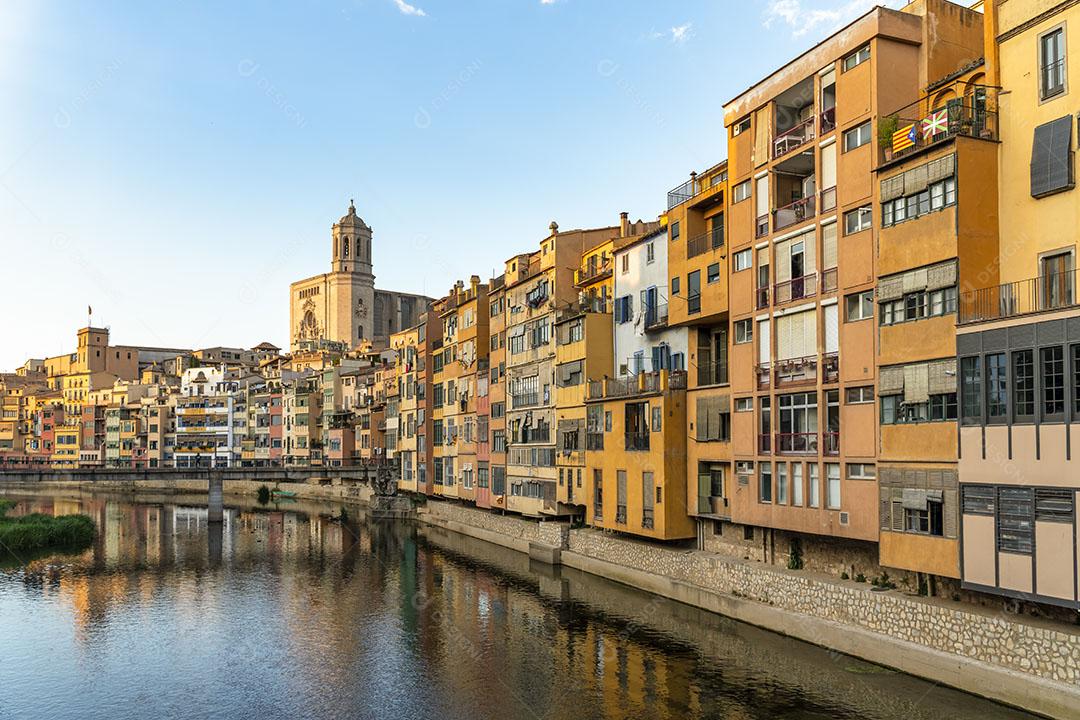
[758,319,771,364]
[903,363,930,404]
[753,106,771,167]
[775,239,792,283]
[800,229,816,274]
[926,260,958,291]
[927,153,955,184]
[698,474,712,512]
[878,275,904,301]
[903,164,930,195]
[880,366,905,394]
[696,397,708,441]
[757,246,769,271]
[1031,116,1075,197]
[880,174,904,202]
[890,500,904,532]
[821,143,837,189]
[903,267,929,294]
[824,304,839,354]
[803,310,818,358]
[756,175,770,217]
[928,358,956,395]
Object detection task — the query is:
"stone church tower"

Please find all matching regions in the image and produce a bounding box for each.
[289,200,429,353]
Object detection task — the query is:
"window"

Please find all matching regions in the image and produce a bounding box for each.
[734,319,753,344]
[759,462,772,503]
[997,487,1033,554]
[826,463,841,509]
[777,463,788,505]
[615,295,633,324]
[845,291,873,321]
[808,463,820,508]
[1040,26,1067,100]
[1074,344,1080,415]
[846,463,875,480]
[845,386,874,404]
[1042,346,1066,419]
[842,121,871,152]
[844,206,872,234]
[882,177,957,227]
[687,270,701,314]
[646,242,655,264]
[651,405,662,432]
[906,499,943,536]
[733,180,751,204]
[960,356,982,423]
[733,248,751,272]
[928,393,957,421]
[621,253,629,274]
[842,44,870,72]
[707,263,720,283]
[985,353,1007,421]
[735,397,753,412]
[671,276,680,295]
[1013,349,1035,421]
[733,116,751,136]
[670,221,680,242]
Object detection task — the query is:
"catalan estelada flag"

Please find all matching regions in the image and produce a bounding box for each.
[892,123,917,153]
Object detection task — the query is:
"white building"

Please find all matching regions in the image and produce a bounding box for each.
[612,228,689,377]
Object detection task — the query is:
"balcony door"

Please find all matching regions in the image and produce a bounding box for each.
[778,392,818,453]
[644,286,658,327]
[1040,251,1074,310]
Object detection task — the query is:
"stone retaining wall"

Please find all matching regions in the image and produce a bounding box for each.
[422,501,568,548]
[567,529,1080,687]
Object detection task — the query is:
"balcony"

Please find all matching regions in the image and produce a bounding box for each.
[697,360,729,387]
[645,302,669,331]
[959,270,1077,325]
[625,431,651,452]
[774,273,818,305]
[879,85,999,166]
[590,370,686,400]
[755,215,770,239]
[822,353,839,384]
[821,268,837,294]
[776,432,818,455]
[820,107,836,134]
[774,355,818,387]
[774,116,816,159]
[820,186,836,213]
[585,432,604,451]
[511,392,540,409]
[666,165,728,210]
[575,258,613,287]
[686,226,725,259]
[756,287,770,309]
[823,432,840,456]
[755,363,771,390]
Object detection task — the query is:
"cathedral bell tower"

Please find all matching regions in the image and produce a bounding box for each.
[332,199,373,275]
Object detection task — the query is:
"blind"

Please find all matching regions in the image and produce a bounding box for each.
[880,366,904,394]
[824,304,839,354]
[756,175,770,216]
[928,358,956,394]
[617,470,627,504]
[758,319,771,364]
[880,173,904,202]
[822,223,837,270]
[775,238,791,282]
[777,310,815,360]
[1031,116,1074,198]
[799,229,816,274]
[926,261,958,291]
[821,142,837,189]
[757,246,769,269]
[904,363,930,403]
[643,472,655,509]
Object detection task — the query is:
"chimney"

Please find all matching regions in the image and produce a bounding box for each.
[470,274,480,295]
[549,221,559,235]
[619,211,630,237]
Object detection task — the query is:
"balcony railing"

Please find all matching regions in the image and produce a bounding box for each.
[773,194,816,232]
[687,226,725,259]
[697,361,729,387]
[959,270,1078,324]
[642,508,654,529]
[511,392,540,409]
[774,273,818,305]
[666,168,728,210]
[576,259,613,286]
[758,432,771,454]
[755,215,770,238]
[822,352,839,384]
[616,504,627,524]
[879,91,999,165]
[820,107,836,134]
[755,363,771,390]
[823,432,840,456]
[624,432,651,452]
[645,302,669,330]
[775,355,818,387]
[585,432,604,451]
[774,117,816,158]
[776,432,818,455]
[820,186,836,213]
[821,268,837,294]
[756,286,770,309]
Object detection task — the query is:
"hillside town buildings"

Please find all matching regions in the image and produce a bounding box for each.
[4,0,1079,616]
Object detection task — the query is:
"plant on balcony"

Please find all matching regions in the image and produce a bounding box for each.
[878,114,899,160]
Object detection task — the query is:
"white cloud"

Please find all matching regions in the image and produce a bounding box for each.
[762,0,895,38]
[649,22,694,44]
[392,0,427,17]
[540,0,559,4]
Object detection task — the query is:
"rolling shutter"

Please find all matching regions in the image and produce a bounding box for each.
[928,359,956,395]
[824,304,839,354]
[775,239,791,283]
[800,229,816,274]
[756,175,770,218]
[758,319,771,364]
[903,363,930,404]
[821,143,837,190]
[822,223,837,270]
[754,106,771,167]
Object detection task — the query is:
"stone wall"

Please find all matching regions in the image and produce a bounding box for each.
[568,528,1080,687]
[422,501,568,548]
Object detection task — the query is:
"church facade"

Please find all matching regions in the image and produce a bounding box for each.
[289,201,430,352]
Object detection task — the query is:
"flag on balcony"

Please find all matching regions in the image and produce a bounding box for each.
[892,123,917,153]
[920,109,949,140]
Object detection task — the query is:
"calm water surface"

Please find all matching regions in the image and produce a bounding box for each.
[0,491,1039,720]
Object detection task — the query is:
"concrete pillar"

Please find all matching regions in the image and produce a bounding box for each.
[208,472,223,523]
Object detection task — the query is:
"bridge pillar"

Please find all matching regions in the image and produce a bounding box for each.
[208,472,223,523]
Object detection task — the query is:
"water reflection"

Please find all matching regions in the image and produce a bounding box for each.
[0,492,1036,720]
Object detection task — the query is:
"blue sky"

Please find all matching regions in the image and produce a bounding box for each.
[0,0,894,369]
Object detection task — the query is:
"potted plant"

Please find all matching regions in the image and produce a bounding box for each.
[878,114,900,160]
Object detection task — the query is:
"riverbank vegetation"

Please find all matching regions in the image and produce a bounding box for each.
[0,500,96,553]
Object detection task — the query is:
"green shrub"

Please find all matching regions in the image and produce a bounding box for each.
[0,513,96,552]
[256,485,271,505]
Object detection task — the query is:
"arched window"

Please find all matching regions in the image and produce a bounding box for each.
[343,236,350,257]
[357,239,362,260]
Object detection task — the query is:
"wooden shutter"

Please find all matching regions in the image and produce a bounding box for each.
[698,474,712,513]
[753,106,771,167]
[1031,116,1074,197]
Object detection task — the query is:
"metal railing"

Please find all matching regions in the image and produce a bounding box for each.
[576,259,613,285]
[880,94,999,165]
[774,273,818,305]
[511,392,540,408]
[697,360,729,387]
[642,508,654,529]
[820,186,836,213]
[823,432,840,456]
[756,286,770,309]
[755,214,770,238]
[959,270,1077,324]
[821,268,837,294]
[776,432,818,454]
[774,116,816,158]
[822,353,839,384]
[687,226,725,259]
[773,194,816,232]
[585,432,604,451]
[624,432,651,452]
[820,107,836,134]
[755,363,771,390]
[645,302,669,330]
[666,169,728,210]
[774,355,818,387]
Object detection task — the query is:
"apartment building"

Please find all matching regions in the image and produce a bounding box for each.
[449,277,490,504]
[721,0,985,573]
[483,276,508,509]
[956,0,1080,609]
[392,324,423,492]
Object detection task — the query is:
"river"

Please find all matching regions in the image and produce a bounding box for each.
[0,491,1039,720]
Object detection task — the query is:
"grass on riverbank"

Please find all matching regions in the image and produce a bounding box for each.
[0,499,96,553]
